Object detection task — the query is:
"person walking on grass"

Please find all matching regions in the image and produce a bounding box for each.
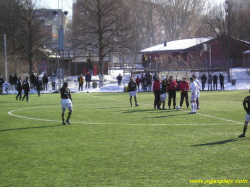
[22,77,30,102]
[16,77,22,101]
[60,82,73,125]
[239,96,250,138]
[128,77,139,107]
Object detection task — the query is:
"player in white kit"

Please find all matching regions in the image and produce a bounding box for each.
[189,77,198,114]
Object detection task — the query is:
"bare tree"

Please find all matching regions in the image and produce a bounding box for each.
[197,2,244,80]
[159,0,206,41]
[73,0,133,71]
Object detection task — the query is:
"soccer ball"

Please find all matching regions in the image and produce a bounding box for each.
[176,106,180,110]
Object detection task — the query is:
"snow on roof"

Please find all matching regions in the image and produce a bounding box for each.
[140,37,215,53]
[243,50,250,54]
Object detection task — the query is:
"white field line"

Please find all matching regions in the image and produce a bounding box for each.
[6,109,240,126]
[7,94,244,125]
[83,94,244,125]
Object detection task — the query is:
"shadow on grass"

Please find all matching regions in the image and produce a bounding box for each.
[191,138,250,147]
[0,124,62,132]
[147,113,190,118]
[123,109,160,113]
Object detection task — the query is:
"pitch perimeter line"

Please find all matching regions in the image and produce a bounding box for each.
[82,94,243,125]
[7,108,239,126]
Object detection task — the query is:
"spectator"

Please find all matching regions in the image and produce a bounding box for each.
[117,73,122,86]
[51,73,56,90]
[208,73,213,90]
[136,76,140,90]
[78,74,84,91]
[85,72,92,88]
[213,74,218,90]
[42,73,48,91]
[13,74,18,90]
[9,74,14,91]
[201,73,207,90]
[99,71,105,88]
[219,73,224,90]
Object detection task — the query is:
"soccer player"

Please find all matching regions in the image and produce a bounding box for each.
[153,76,161,109]
[128,77,139,107]
[16,77,22,100]
[22,77,30,102]
[179,77,190,109]
[189,77,198,114]
[60,82,73,125]
[159,77,168,110]
[192,75,201,109]
[167,76,178,109]
[239,96,250,138]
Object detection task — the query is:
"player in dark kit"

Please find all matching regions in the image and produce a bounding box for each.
[159,78,168,110]
[179,77,190,108]
[167,76,178,109]
[60,82,73,125]
[239,96,250,138]
[22,77,30,102]
[128,77,139,107]
[16,77,22,100]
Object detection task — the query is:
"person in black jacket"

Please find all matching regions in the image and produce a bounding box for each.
[16,77,22,101]
[201,73,207,90]
[13,74,18,90]
[36,76,43,97]
[208,73,212,90]
[213,74,218,90]
[9,74,14,91]
[219,73,224,90]
[0,76,4,94]
[42,73,48,91]
[128,77,139,107]
[117,74,122,86]
[239,96,250,138]
[60,82,73,125]
[30,73,36,90]
[22,77,30,102]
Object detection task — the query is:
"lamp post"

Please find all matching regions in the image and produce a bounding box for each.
[53,2,68,88]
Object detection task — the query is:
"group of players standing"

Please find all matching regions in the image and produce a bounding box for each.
[127,74,201,114]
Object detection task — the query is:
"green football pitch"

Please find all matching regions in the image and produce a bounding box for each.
[0,90,249,187]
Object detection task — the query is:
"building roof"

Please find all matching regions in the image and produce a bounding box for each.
[140,37,215,53]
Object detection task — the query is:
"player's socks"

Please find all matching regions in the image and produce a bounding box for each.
[62,114,65,125]
[66,113,71,121]
[194,103,197,113]
[243,126,247,135]
[191,103,195,113]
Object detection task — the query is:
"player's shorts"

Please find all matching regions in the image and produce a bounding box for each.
[61,99,72,109]
[245,114,250,122]
[191,93,197,102]
[160,93,167,102]
[129,91,137,97]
